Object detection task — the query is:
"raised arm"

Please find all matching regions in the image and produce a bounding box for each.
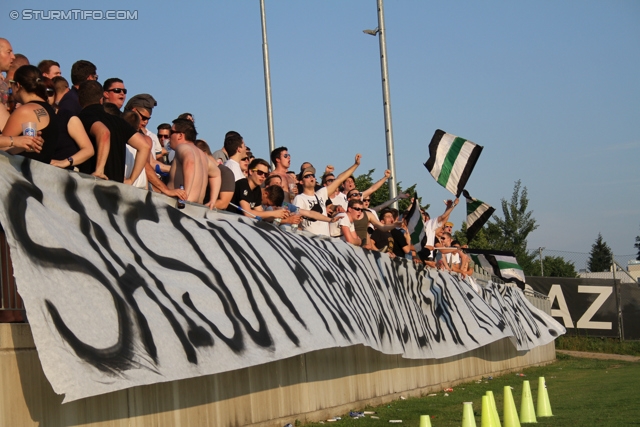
[326,153,361,195]
[362,169,391,199]
[437,198,459,225]
[372,192,410,212]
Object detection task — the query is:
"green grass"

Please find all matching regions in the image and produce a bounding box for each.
[304,354,640,426]
[555,335,640,356]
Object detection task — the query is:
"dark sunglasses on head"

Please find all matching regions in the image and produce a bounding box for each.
[251,169,268,177]
[303,174,315,179]
[107,87,127,94]
[351,207,363,212]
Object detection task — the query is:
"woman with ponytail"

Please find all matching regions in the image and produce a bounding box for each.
[2,65,93,167]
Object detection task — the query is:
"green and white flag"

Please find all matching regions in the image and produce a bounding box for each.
[466,249,525,288]
[462,190,495,243]
[405,193,425,252]
[424,129,483,197]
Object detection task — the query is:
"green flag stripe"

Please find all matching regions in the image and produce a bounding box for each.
[496,261,523,271]
[466,199,484,214]
[467,203,491,224]
[437,137,466,187]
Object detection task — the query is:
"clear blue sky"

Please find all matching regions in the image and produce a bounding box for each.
[3,0,639,258]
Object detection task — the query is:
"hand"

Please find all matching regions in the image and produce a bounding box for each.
[13,135,43,153]
[399,192,410,199]
[325,165,334,174]
[290,214,303,224]
[124,178,133,185]
[50,159,68,169]
[274,209,290,219]
[164,188,188,200]
[354,153,361,165]
[91,171,109,180]
[393,220,403,228]
[205,200,217,210]
[384,169,391,179]
[330,215,340,223]
[335,206,345,214]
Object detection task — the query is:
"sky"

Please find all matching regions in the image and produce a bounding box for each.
[3,0,639,259]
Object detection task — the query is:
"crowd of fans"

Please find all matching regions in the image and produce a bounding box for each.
[0,38,476,295]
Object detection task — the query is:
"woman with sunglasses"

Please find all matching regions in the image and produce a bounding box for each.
[2,65,93,167]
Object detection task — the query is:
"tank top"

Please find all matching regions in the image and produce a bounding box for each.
[353,212,370,243]
[21,100,58,164]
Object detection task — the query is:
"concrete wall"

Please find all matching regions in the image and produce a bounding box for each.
[1,323,555,427]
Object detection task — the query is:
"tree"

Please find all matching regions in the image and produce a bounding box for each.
[483,180,538,275]
[635,232,640,261]
[587,233,613,272]
[528,255,577,278]
[354,169,421,213]
[452,222,491,250]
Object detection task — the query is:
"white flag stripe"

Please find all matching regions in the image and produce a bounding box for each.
[500,268,526,283]
[429,132,456,180]
[444,140,478,194]
[467,203,492,224]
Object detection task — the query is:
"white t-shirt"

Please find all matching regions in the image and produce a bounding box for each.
[338,214,355,243]
[424,218,442,247]
[294,187,331,236]
[124,144,148,189]
[145,129,163,157]
[331,192,348,211]
[330,212,346,237]
[224,158,245,182]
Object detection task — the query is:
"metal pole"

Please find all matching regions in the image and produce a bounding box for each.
[260,0,276,157]
[375,0,398,205]
[539,247,544,276]
[612,256,624,341]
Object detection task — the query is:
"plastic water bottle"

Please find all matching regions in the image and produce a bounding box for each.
[177,185,185,209]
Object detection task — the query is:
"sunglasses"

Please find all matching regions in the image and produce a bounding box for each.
[325,178,335,184]
[240,157,249,161]
[158,134,170,139]
[348,192,362,198]
[107,87,127,94]
[282,153,290,158]
[251,169,268,177]
[46,88,54,96]
[170,129,182,135]
[351,207,363,212]
[303,174,315,179]
[363,198,371,202]
[136,110,151,121]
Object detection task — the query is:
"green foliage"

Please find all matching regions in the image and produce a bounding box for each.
[528,255,578,277]
[635,232,640,261]
[484,180,538,275]
[556,335,640,356]
[587,233,613,272]
[452,222,491,249]
[354,169,422,213]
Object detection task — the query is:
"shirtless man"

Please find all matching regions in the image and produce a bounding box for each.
[269,146,298,204]
[168,118,221,209]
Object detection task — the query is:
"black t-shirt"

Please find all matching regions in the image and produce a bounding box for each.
[390,228,409,258]
[227,178,262,215]
[371,229,394,253]
[77,104,136,182]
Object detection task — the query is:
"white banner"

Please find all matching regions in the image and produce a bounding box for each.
[0,153,564,402]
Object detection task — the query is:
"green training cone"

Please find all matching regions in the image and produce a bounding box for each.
[520,380,537,423]
[481,395,495,427]
[536,377,553,417]
[462,401,477,427]
[420,415,433,427]
[503,386,521,427]
[486,391,502,427]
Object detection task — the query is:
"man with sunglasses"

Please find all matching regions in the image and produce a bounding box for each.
[102,78,127,110]
[227,158,288,221]
[168,118,220,209]
[293,154,362,236]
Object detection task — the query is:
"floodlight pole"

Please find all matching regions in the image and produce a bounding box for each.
[370,0,398,205]
[260,0,276,156]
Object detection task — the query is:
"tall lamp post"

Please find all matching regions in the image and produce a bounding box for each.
[363,0,397,204]
[260,0,276,156]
